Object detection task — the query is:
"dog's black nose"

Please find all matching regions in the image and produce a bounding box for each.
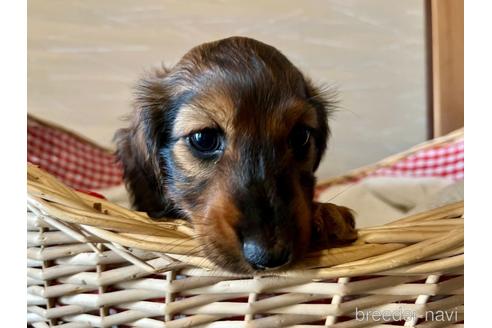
[242,239,291,270]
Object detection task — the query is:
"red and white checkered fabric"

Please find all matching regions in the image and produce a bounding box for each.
[27,118,123,190]
[27,116,463,192]
[370,140,464,180]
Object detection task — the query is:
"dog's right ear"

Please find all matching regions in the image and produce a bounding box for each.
[114,67,180,218]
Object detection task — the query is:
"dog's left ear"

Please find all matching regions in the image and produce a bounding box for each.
[114,67,181,218]
[304,79,334,170]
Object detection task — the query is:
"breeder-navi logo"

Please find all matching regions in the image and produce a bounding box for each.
[355,307,459,322]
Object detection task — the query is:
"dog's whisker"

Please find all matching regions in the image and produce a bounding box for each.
[322,183,357,203]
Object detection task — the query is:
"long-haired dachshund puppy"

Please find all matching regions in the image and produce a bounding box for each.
[115,36,357,273]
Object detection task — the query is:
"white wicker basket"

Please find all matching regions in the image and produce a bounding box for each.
[27,117,464,328]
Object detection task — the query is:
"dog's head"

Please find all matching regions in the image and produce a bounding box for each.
[116,37,334,273]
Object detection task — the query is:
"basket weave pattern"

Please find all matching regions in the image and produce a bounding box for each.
[27,123,464,328]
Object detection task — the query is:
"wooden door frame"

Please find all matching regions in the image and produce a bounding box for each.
[426,0,464,138]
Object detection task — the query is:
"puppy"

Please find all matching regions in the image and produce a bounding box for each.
[115,36,356,273]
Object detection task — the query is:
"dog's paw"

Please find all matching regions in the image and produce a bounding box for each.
[311,202,358,250]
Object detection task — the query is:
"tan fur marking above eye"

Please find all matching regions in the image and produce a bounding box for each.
[275,99,319,131]
[173,93,235,138]
[201,93,236,135]
[173,105,216,137]
[241,99,319,142]
[299,105,319,128]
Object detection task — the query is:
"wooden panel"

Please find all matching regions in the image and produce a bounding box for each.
[430,0,464,137]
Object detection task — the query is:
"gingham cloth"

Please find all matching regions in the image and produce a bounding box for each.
[27,118,123,190]
[370,140,464,180]
[27,117,463,191]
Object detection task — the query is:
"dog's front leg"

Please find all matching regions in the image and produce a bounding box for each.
[311,202,358,250]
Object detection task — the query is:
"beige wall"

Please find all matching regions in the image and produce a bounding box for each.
[28,0,427,179]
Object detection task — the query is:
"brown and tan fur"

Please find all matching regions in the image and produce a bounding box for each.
[115,37,356,273]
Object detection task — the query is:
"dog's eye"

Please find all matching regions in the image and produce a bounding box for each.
[289,126,311,150]
[187,129,223,157]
